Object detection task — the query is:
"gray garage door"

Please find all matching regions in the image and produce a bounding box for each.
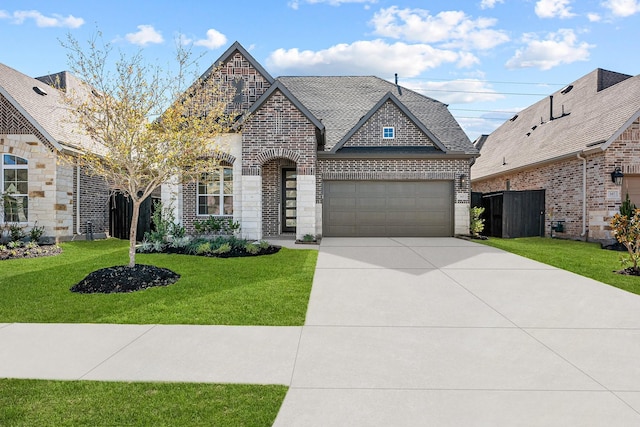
[323,181,453,237]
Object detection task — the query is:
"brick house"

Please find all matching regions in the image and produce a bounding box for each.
[0,63,109,241]
[472,68,640,242]
[163,42,478,240]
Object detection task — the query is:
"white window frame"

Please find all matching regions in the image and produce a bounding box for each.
[197,166,233,217]
[383,126,395,139]
[1,154,28,223]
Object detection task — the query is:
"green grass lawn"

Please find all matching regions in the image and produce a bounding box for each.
[0,379,286,427]
[0,239,317,325]
[479,237,640,295]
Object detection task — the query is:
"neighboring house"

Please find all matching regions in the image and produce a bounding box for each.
[0,63,109,241]
[472,68,640,242]
[163,42,478,240]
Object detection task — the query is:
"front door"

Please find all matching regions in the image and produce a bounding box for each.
[282,168,297,233]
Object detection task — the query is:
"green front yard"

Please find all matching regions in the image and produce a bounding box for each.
[479,237,640,295]
[0,239,317,325]
[0,379,286,427]
[0,239,317,426]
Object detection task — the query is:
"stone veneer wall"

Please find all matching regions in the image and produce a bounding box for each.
[342,100,435,148]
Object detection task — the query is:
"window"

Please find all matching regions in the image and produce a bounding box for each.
[2,154,28,222]
[198,167,233,216]
[383,126,395,139]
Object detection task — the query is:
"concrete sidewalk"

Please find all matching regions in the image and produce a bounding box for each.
[3,237,640,425]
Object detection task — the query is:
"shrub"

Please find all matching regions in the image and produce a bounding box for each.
[244,242,260,255]
[29,223,45,243]
[170,236,191,249]
[213,242,231,255]
[137,239,153,253]
[470,206,485,236]
[621,193,637,218]
[195,241,212,255]
[610,208,640,273]
[8,223,26,242]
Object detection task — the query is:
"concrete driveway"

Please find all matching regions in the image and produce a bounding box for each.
[273,237,640,426]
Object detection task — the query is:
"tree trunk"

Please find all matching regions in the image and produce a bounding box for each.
[128,200,141,267]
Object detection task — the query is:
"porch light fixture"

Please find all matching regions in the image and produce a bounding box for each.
[459,174,468,186]
[611,167,624,186]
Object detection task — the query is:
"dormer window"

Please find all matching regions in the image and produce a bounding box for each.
[383,127,395,139]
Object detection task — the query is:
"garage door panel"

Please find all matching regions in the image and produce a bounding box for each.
[324,180,453,237]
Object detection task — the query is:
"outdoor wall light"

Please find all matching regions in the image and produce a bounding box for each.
[611,167,624,186]
[460,174,468,186]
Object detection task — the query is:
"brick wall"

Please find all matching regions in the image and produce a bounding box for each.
[318,158,470,203]
[242,89,318,172]
[472,120,640,241]
[344,100,436,148]
[219,52,271,113]
[78,166,110,234]
[262,159,296,236]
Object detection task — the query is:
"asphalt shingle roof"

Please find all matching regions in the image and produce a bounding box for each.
[277,76,476,155]
[472,68,640,180]
[0,63,96,152]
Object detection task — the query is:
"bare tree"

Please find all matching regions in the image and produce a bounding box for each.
[62,33,234,267]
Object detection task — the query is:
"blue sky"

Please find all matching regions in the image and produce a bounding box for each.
[1,0,639,140]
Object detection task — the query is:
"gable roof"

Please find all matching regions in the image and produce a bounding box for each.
[472,68,640,181]
[277,76,476,155]
[330,91,448,153]
[200,41,275,84]
[0,62,96,153]
[245,81,324,130]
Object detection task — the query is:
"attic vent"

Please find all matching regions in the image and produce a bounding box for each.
[509,114,518,122]
[33,86,47,96]
[560,85,573,94]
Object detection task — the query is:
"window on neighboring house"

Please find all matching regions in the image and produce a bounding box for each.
[197,167,233,216]
[2,154,28,222]
[383,126,395,139]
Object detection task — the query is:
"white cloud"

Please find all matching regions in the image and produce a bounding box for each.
[370,7,509,51]
[602,0,640,17]
[125,25,164,46]
[194,29,227,49]
[587,12,602,21]
[289,0,376,7]
[535,0,576,18]
[480,0,504,9]
[8,10,84,28]
[506,29,594,70]
[403,79,504,104]
[267,40,466,77]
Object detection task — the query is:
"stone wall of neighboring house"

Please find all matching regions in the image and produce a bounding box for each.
[1,134,61,238]
[342,100,436,148]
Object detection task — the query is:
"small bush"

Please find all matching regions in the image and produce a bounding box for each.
[137,239,153,253]
[8,223,26,242]
[610,208,640,273]
[470,206,485,236]
[195,241,212,255]
[244,243,260,255]
[29,223,45,243]
[213,242,231,254]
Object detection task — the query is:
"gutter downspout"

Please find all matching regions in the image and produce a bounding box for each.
[576,153,587,237]
[76,165,81,235]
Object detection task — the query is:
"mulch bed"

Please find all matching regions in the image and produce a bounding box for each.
[0,244,62,261]
[614,267,640,276]
[71,264,181,294]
